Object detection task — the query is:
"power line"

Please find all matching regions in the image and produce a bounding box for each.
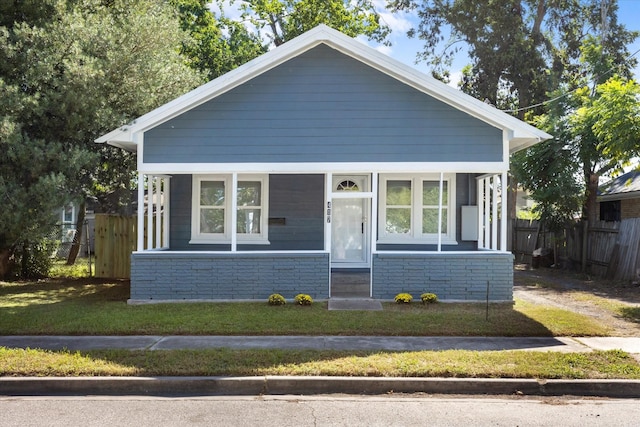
[501,46,640,114]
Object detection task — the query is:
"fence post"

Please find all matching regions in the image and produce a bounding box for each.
[581,220,588,273]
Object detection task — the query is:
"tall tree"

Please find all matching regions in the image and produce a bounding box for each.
[388,0,636,118]
[171,0,267,80]
[0,0,202,276]
[513,32,639,231]
[225,0,390,47]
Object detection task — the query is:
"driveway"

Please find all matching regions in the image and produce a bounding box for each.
[514,265,640,337]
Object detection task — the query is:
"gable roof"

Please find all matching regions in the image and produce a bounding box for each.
[96,24,552,152]
[599,169,640,201]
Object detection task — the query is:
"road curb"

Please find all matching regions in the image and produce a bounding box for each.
[2,376,640,398]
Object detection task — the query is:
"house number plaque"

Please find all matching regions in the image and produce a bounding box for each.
[326,201,331,223]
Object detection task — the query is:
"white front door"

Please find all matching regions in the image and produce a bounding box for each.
[331,176,370,268]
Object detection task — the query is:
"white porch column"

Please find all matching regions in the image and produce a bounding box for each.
[491,175,498,250]
[324,173,332,253]
[484,177,490,249]
[155,176,162,249]
[231,172,238,252]
[437,172,444,252]
[500,171,508,251]
[137,173,145,251]
[477,177,484,249]
[147,174,154,250]
[162,176,171,249]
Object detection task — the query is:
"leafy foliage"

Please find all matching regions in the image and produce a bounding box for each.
[0,0,202,278]
[225,0,390,47]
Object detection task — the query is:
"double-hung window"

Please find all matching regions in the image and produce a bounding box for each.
[191,174,269,244]
[379,174,456,244]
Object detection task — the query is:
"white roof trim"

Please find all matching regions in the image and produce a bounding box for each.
[96,24,551,152]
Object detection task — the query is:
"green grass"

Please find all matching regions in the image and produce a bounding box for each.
[1,347,639,379]
[49,260,94,279]
[0,278,610,336]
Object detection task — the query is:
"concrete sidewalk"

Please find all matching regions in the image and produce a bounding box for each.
[1,335,640,353]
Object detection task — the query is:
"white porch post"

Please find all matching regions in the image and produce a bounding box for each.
[437,172,444,252]
[491,175,498,250]
[484,177,490,249]
[325,172,333,297]
[370,172,378,298]
[162,176,171,249]
[146,174,154,250]
[231,172,238,252]
[500,171,508,251]
[155,176,162,249]
[477,177,484,249]
[137,173,145,251]
[370,172,378,257]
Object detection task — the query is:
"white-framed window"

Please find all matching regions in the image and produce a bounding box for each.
[191,174,269,244]
[379,174,456,244]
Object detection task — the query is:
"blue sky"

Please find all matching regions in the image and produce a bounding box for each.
[212,1,640,82]
[368,0,640,84]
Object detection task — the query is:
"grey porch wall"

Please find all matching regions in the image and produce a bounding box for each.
[130,252,329,300]
[372,252,513,301]
[144,44,503,164]
[170,174,324,251]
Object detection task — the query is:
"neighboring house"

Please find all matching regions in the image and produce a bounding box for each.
[598,170,640,222]
[96,25,551,302]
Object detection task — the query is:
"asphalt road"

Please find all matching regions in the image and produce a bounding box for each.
[2,395,639,426]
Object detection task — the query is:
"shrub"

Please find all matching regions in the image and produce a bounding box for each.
[394,293,413,304]
[268,293,286,306]
[420,292,439,304]
[294,293,313,306]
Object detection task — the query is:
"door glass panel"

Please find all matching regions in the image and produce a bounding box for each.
[331,198,365,263]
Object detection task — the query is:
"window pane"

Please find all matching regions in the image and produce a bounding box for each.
[63,205,73,223]
[423,181,447,205]
[422,208,447,234]
[200,208,224,233]
[386,180,411,205]
[386,208,411,234]
[237,209,261,234]
[237,181,261,206]
[200,181,225,206]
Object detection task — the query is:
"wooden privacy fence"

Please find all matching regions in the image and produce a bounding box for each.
[94,214,163,278]
[512,218,640,281]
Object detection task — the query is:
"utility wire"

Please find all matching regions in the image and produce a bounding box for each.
[501,46,640,114]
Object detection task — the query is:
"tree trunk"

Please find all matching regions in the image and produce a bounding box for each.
[66,201,86,265]
[585,172,600,225]
[21,240,29,278]
[0,248,11,280]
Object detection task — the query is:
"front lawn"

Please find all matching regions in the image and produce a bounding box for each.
[2,347,639,379]
[0,278,610,337]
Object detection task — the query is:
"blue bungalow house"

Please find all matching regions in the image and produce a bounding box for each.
[97,25,551,302]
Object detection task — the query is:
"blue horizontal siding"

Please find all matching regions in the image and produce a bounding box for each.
[144,44,503,164]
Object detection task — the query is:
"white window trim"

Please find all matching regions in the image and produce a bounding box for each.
[190,174,269,245]
[378,173,457,245]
